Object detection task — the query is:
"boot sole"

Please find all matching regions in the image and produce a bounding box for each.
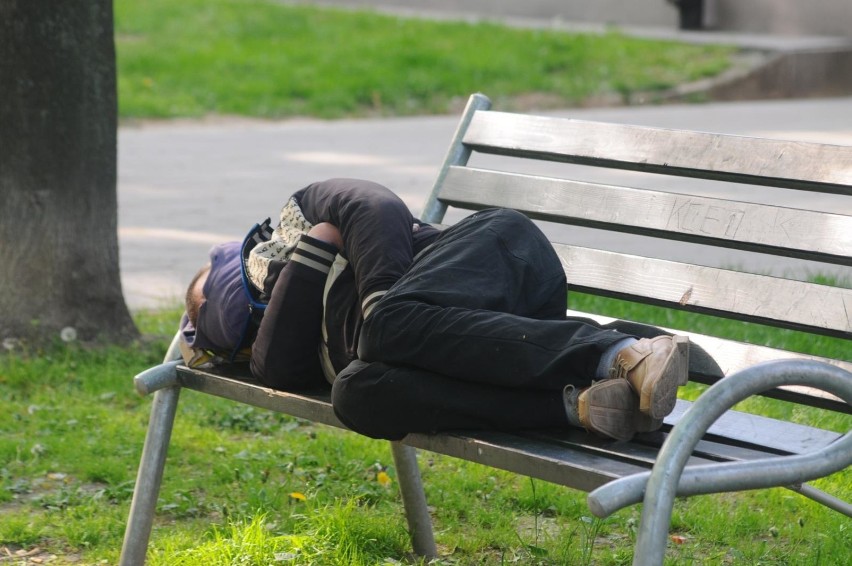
[579,380,640,442]
[640,335,689,419]
[635,412,664,433]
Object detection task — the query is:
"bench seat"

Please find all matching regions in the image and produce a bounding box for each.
[172,355,843,494]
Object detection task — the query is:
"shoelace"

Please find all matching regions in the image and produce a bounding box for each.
[609,356,631,380]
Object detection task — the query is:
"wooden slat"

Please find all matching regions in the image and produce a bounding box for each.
[525,427,778,465]
[531,420,837,463]
[439,167,852,265]
[408,428,775,492]
[463,112,852,195]
[663,400,842,453]
[404,430,652,492]
[555,245,852,337]
[177,367,345,428]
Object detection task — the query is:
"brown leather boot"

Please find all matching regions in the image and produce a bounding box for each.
[565,380,662,441]
[610,335,689,420]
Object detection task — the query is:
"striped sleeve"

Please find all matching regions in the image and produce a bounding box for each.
[289,235,339,280]
[361,290,387,319]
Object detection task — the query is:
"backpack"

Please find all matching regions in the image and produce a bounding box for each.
[228,217,274,361]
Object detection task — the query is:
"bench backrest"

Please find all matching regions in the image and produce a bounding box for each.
[421,93,852,414]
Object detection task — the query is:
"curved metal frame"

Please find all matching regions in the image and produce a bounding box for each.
[120,334,183,566]
[420,92,491,224]
[589,360,852,566]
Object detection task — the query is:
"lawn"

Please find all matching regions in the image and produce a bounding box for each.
[114,0,736,120]
[1,302,849,565]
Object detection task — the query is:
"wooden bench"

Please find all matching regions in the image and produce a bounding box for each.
[120,93,852,565]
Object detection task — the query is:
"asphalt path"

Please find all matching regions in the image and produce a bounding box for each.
[118,96,852,310]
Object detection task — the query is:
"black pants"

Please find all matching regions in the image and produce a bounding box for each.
[332,209,629,439]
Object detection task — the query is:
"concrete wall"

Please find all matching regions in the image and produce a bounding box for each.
[715,0,852,37]
[302,0,852,37]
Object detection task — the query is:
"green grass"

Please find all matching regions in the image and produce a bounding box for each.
[114,0,735,120]
[1,305,849,565]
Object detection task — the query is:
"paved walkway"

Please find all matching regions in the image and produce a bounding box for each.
[118,96,852,311]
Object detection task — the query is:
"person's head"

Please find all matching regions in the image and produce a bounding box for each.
[179,241,248,354]
[185,263,211,328]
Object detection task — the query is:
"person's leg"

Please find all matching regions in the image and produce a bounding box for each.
[332,359,662,442]
[357,208,688,436]
[359,208,629,391]
[332,360,569,440]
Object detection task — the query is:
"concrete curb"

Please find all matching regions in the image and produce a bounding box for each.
[699,47,852,101]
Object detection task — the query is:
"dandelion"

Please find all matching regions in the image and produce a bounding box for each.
[288,492,307,502]
[60,327,77,342]
[377,471,392,487]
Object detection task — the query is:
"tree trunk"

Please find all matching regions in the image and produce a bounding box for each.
[0,0,138,344]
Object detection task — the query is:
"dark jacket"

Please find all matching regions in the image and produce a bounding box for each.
[250,179,439,390]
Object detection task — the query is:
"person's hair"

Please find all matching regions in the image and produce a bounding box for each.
[185,263,211,327]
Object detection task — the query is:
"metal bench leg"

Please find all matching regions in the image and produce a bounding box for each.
[632,360,852,566]
[390,442,437,558]
[119,386,182,566]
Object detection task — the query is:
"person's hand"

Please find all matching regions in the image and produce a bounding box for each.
[308,222,343,250]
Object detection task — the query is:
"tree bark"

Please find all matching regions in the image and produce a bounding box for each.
[0,0,138,344]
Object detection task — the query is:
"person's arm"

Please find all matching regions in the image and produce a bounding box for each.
[250,225,340,390]
[294,179,416,318]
